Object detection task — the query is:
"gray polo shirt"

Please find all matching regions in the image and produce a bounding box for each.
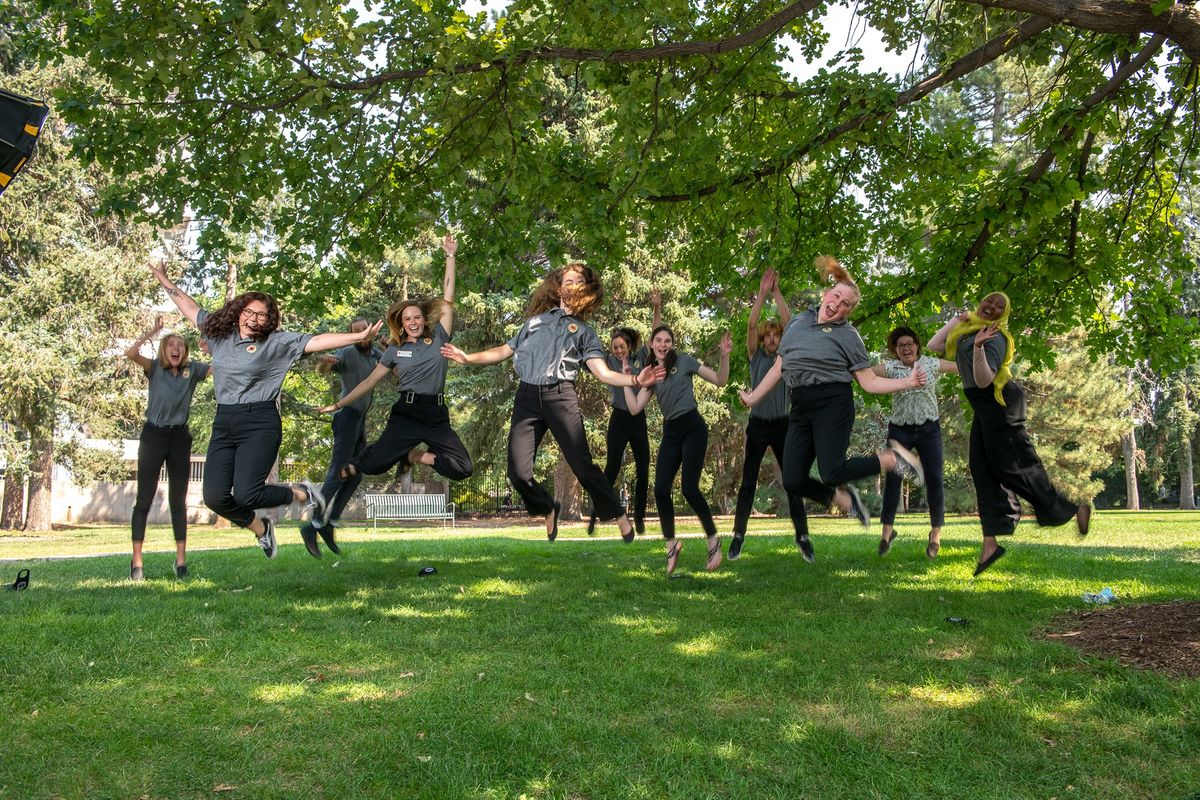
[144,360,210,426]
[749,347,788,420]
[777,310,871,388]
[955,330,1007,389]
[197,308,314,404]
[606,347,649,412]
[380,322,451,395]
[507,308,604,384]
[330,343,382,414]
[650,353,702,420]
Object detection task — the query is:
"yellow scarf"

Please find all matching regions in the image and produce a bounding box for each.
[944,292,1014,405]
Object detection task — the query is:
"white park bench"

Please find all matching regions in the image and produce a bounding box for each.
[363,493,456,532]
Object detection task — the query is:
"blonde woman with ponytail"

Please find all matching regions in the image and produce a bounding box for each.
[739,256,927,563]
[928,292,1091,576]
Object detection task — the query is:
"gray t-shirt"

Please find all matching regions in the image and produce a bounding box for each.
[651,353,701,421]
[380,322,451,395]
[506,309,605,384]
[330,343,382,414]
[606,347,649,413]
[197,308,314,404]
[749,347,788,420]
[777,310,871,388]
[955,330,1008,389]
[144,360,210,426]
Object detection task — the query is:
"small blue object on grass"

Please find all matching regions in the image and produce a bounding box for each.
[1082,587,1116,605]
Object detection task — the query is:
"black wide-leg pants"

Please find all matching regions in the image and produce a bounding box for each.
[353,397,473,482]
[588,408,650,528]
[203,402,292,529]
[654,409,718,540]
[732,416,793,535]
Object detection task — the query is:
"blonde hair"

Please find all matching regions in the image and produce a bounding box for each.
[156,334,190,371]
[758,319,784,339]
[814,255,860,305]
[386,298,448,344]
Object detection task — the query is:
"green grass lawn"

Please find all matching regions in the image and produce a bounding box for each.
[1,511,1198,799]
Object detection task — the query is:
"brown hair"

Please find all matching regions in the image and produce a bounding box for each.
[526,263,604,319]
[611,327,641,352]
[814,255,860,306]
[198,291,281,341]
[886,326,921,358]
[386,298,448,345]
[156,334,190,371]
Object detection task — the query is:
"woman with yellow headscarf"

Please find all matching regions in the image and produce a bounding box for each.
[929,292,1092,576]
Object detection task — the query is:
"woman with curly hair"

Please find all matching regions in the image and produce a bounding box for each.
[441,263,665,542]
[928,292,1091,576]
[124,315,211,580]
[624,324,733,575]
[317,234,472,539]
[150,261,381,559]
[739,256,927,563]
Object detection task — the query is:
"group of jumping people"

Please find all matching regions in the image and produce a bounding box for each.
[125,240,1091,580]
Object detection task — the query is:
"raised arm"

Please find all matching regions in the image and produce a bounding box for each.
[317,363,391,413]
[440,342,515,366]
[124,316,163,372]
[971,326,1000,387]
[771,270,792,325]
[747,271,771,359]
[739,356,782,407]
[441,233,457,333]
[304,320,384,354]
[927,312,969,355]
[150,262,202,327]
[696,332,732,387]
[853,365,927,395]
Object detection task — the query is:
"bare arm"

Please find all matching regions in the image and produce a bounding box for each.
[624,385,655,415]
[696,332,732,387]
[938,358,960,375]
[747,271,771,359]
[870,363,888,378]
[316,354,338,375]
[853,366,927,395]
[124,316,163,372]
[317,363,391,413]
[304,320,384,354]
[739,356,782,407]
[587,356,666,388]
[440,342,515,366]
[927,312,969,355]
[971,326,1000,387]
[441,233,457,333]
[771,270,792,325]
[149,262,202,327]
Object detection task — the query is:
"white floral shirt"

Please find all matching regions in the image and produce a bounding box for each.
[885,355,942,425]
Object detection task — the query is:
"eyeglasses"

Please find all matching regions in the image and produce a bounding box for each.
[241,308,270,321]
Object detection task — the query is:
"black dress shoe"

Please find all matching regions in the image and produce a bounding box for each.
[175,563,189,579]
[318,522,342,555]
[129,564,143,582]
[878,529,898,556]
[728,532,745,561]
[299,522,322,559]
[796,534,815,563]
[973,545,1007,577]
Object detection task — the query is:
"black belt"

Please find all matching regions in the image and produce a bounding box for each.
[217,401,278,413]
[401,391,444,405]
[146,422,190,431]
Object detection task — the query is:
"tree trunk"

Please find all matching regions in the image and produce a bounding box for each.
[1,427,26,530]
[1180,439,1196,510]
[224,259,238,303]
[23,425,53,531]
[553,459,581,520]
[1122,430,1140,510]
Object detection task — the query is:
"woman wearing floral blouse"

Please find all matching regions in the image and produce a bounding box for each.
[871,326,958,559]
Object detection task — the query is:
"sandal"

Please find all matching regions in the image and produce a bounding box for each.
[706,536,722,572]
[926,539,940,560]
[665,540,682,575]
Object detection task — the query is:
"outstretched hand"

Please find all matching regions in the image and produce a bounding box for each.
[739,389,757,408]
[757,269,773,298]
[356,320,385,342]
[442,232,457,257]
[150,315,164,334]
[974,325,1000,346]
[649,288,661,308]
[637,363,666,386]
[149,260,169,282]
[440,343,468,364]
[316,403,339,414]
[718,331,733,354]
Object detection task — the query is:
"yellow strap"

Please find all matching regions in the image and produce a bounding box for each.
[15,157,26,172]
[0,173,11,187]
[24,123,39,136]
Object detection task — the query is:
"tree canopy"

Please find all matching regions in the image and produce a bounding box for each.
[29,0,1200,370]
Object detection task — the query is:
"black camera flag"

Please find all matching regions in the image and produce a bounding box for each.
[0,88,50,198]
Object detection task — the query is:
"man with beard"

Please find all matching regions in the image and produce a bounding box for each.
[728,268,793,561]
[301,318,383,557]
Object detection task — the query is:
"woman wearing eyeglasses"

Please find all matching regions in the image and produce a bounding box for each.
[150,262,382,559]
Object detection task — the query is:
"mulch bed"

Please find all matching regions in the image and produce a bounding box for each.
[1042,600,1200,679]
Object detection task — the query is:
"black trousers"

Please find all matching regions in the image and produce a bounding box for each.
[508,381,622,521]
[781,383,873,537]
[203,403,293,529]
[654,409,718,540]
[353,396,473,481]
[880,419,945,527]
[965,384,1077,536]
[588,408,650,528]
[132,423,192,542]
[318,407,368,522]
[732,416,791,535]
